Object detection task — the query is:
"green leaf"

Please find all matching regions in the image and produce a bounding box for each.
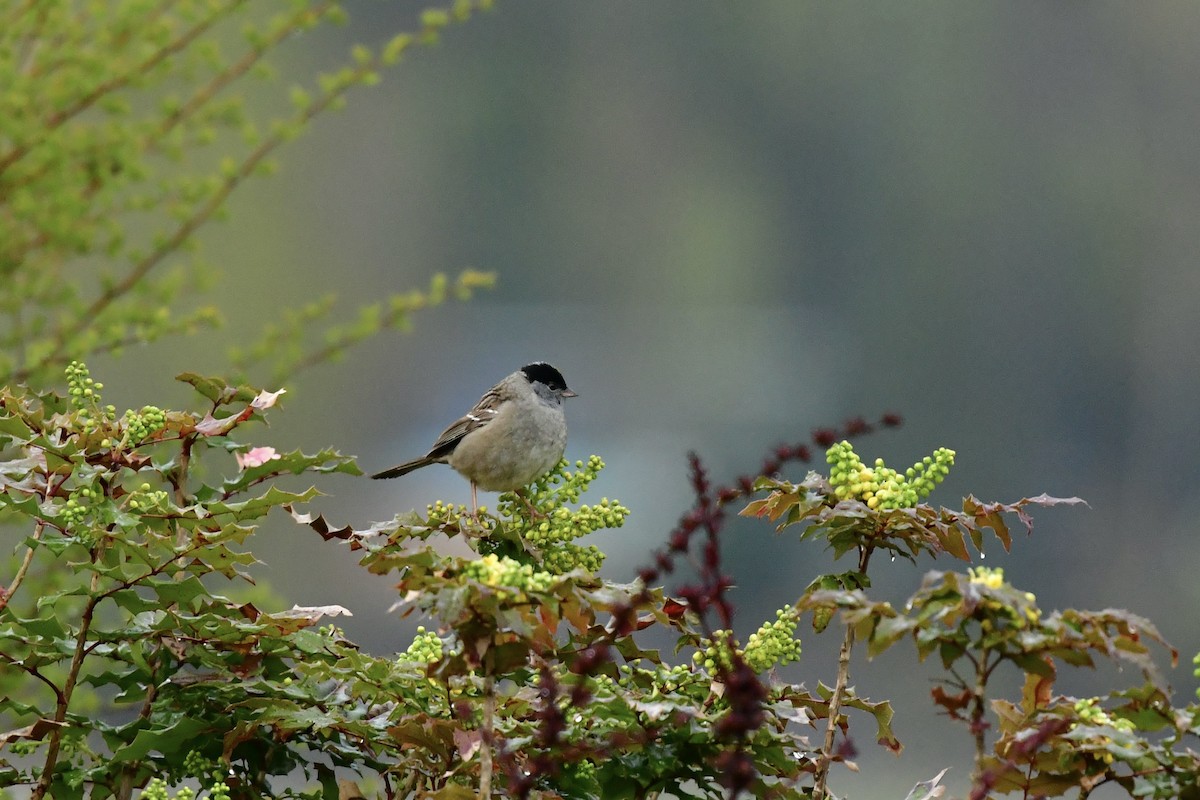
[175,372,258,405]
[206,485,320,521]
[220,447,362,495]
[110,716,211,761]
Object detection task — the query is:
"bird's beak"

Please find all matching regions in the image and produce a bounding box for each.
[561,389,578,398]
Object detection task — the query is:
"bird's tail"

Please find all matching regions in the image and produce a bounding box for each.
[370,457,435,480]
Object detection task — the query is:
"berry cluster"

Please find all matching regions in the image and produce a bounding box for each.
[401,625,444,664]
[461,553,555,595]
[505,456,630,574]
[743,607,803,673]
[826,440,955,509]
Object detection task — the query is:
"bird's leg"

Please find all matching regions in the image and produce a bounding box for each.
[513,488,544,519]
[470,481,479,519]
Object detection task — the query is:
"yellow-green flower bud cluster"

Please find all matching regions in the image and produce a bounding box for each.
[965,568,1041,629]
[127,482,169,513]
[616,661,696,695]
[401,625,444,664]
[461,554,554,594]
[1194,652,1200,700]
[1070,697,1135,764]
[66,361,116,435]
[506,456,630,574]
[540,543,605,575]
[694,629,740,674]
[826,441,955,509]
[65,363,171,447]
[425,500,472,526]
[121,405,166,443]
[61,485,99,528]
[66,360,103,407]
[141,779,190,800]
[1071,698,1134,732]
[968,565,1005,590]
[182,751,214,780]
[142,777,226,800]
[522,455,608,507]
[693,608,803,676]
[743,607,803,673]
[567,759,597,783]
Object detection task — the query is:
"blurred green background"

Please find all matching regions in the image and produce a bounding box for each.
[99,3,1200,796]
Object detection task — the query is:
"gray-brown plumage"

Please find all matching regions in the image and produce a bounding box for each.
[372,363,576,511]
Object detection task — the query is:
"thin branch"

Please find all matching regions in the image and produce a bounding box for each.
[31,570,102,800]
[155,1,335,140]
[813,624,854,800]
[813,543,874,800]
[0,520,42,613]
[0,0,247,178]
[12,44,379,384]
[0,650,64,705]
[480,671,495,800]
[9,1,498,384]
[4,2,329,203]
[972,652,990,778]
[114,656,161,800]
[1,0,39,30]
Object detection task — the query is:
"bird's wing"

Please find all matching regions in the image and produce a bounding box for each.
[424,388,502,460]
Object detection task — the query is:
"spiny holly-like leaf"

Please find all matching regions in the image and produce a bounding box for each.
[961,493,1087,547]
[250,388,286,410]
[220,447,362,495]
[205,485,319,521]
[285,504,445,550]
[270,604,353,623]
[176,372,259,406]
[195,407,254,437]
[0,719,65,746]
[904,767,950,800]
[285,503,357,542]
[843,692,901,754]
[109,716,211,761]
[744,477,1085,564]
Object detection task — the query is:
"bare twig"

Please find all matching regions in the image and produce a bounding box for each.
[31,570,102,800]
[0,520,42,613]
[813,543,874,799]
[0,0,247,178]
[480,671,495,799]
[155,2,335,140]
[813,626,855,800]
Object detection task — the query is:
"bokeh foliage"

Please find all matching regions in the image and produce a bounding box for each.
[0,0,493,388]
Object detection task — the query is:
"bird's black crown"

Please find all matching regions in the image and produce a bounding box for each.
[521,362,569,392]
